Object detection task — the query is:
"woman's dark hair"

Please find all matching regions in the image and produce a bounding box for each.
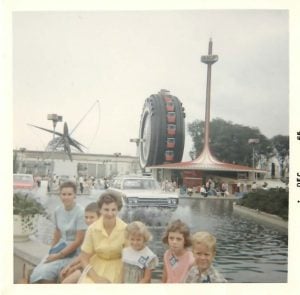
[59,181,77,193]
[97,190,123,211]
[162,219,192,247]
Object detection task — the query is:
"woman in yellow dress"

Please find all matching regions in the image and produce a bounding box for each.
[78,190,127,283]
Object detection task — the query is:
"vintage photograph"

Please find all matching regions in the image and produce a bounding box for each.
[8,7,293,292]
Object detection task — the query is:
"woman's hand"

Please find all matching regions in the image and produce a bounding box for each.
[45,253,61,263]
[68,264,79,274]
[60,265,71,277]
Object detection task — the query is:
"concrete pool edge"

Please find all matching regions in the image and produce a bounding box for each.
[13,239,162,283]
[233,204,288,233]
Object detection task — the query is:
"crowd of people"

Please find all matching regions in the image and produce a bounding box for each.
[199,178,229,197]
[175,177,230,197]
[161,179,177,192]
[45,174,109,194]
[29,181,227,284]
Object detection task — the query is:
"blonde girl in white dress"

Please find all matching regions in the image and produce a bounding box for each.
[122,221,158,283]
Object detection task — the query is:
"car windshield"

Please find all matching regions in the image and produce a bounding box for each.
[13,174,33,182]
[123,179,160,190]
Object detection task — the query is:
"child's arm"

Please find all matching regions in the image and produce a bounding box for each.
[68,256,82,271]
[139,268,152,283]
[59,257,79,282]
[46,230,85,263]
[69,256,81,267]
[60,256,81,278]
[69,259,82,272]
[61,269,82,284]
[63,257,80,271]
[45,229,62,262]
[60,264,71,279]
[50,228,61,247]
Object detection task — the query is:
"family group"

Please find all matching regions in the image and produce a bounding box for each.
[29,181,227,284]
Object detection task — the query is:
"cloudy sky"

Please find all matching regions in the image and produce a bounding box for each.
[13,10,289,160]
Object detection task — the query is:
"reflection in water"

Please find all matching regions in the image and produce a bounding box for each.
[36,194,287,283]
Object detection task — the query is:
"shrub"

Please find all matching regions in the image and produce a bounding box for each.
[13,192,47,217]
[237,188,288,220]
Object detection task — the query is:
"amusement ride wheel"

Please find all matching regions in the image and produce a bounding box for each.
[139,89,185,169]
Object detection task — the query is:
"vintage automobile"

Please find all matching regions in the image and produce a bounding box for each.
[13,173,36,192]
[58,175,71,185]
[108,175,178,208]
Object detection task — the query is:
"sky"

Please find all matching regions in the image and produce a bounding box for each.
[12,10,289,160]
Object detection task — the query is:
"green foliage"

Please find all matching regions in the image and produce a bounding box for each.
[237,189,288,220]
[13,192,47,217]
[188,118,274,165]
[270,135,289,177]
[13,151,18,174]
[271,135,289,156]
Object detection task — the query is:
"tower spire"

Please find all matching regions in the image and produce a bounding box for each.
[193,39,220,164]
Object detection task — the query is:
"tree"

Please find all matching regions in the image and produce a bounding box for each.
[187,119,203,157]
[270,135,289,178]
[13,150,18,173]
[188,118,273,166]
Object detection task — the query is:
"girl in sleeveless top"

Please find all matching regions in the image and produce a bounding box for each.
[161,219,194,283]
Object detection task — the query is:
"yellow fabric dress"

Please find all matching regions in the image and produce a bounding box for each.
[79,216,127,283]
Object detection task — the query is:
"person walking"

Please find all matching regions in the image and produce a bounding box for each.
[79,176,84,194]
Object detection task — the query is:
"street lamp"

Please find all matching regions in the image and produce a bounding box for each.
[102,159,111,178]
[130,138,141,157]
[113,153,121,176]
[47,114,62,192]
[248,138,260,181]
[47,114,63,141]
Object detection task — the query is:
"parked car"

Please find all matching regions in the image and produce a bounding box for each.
[13,173,36,192]
[58,175,71,185]
[109,175,179,208]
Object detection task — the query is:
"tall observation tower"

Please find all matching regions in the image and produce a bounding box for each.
[193,38,222,164]
[201,38,218,153]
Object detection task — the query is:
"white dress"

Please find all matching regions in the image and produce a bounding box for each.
[122,246,158,283]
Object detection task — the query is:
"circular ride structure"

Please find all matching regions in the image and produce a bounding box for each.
[139,89,185,169]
